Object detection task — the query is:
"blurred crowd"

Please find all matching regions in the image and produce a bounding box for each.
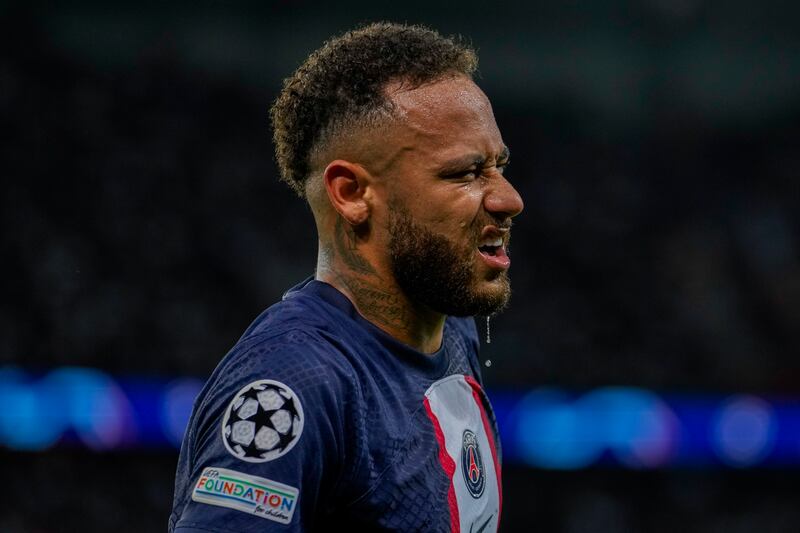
[3,11,798,392]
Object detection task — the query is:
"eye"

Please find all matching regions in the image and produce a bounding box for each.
[497,160,510,174]
[444,168,478,181]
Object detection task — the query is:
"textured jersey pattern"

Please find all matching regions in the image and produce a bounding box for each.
[169,278,501,532]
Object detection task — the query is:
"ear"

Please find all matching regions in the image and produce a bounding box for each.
[323,160,371,225]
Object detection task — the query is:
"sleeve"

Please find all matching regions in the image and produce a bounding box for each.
[172,330,355,532]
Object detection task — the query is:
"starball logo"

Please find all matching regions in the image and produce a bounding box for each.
[191,467,299,524]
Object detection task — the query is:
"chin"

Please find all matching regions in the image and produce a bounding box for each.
[478,283,511,311]
[447,275,510,317]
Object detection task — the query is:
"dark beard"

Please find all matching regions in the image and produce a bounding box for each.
[387,204,511,317]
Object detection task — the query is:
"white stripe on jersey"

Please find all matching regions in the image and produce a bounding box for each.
[425,374,500,533]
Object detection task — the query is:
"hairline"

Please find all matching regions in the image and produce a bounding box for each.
[304,71,473,189]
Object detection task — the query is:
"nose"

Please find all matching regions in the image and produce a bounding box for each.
[484,174,524,220]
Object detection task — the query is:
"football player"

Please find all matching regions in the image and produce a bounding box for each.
[170,22,523,532]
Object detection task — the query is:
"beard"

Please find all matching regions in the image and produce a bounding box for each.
[387,204,511,317]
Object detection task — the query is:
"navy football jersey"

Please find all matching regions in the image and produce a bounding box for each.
[169,278,502,532]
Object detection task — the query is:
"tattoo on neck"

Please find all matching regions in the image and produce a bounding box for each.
[333,217,378,276]
[330,271,412,333]
[319,216,427,343]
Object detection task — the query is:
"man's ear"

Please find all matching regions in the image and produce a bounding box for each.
[323,160,371,225]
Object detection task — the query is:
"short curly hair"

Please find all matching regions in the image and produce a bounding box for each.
[269,22,478,197]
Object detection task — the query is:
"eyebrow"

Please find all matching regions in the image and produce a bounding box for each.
[437,146,511,174]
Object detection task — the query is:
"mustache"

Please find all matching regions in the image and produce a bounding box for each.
[472,217,514,234]
[497,220,513,230]
[485,217,513,231]
[470,218,513,247]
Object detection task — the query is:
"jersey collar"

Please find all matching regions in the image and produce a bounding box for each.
[285,276,451,377]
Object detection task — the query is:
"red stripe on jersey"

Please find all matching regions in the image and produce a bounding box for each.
[464,375,503,526]
[423,396,460,533]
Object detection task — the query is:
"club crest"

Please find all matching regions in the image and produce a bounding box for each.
[461,429,485,498]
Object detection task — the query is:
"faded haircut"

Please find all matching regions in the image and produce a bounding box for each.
[269,22,478,197]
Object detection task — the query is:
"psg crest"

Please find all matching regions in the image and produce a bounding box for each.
[222,379,304,463]
[461,429,486,498]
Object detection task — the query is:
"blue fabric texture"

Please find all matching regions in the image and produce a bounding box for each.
[169,278,497,532]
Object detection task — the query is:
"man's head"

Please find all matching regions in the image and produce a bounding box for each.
[270,23,523,317]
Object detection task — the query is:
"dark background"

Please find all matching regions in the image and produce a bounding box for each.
[2,1,799,531]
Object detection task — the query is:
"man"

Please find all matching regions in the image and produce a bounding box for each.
[170,22,523,532]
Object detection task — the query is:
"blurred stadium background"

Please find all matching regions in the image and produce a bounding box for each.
[2,1,799,531]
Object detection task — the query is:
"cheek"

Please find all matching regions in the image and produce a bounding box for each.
[429,210,474,235]
[412,186,484,234]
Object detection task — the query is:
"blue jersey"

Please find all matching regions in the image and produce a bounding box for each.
[169,278,502,532]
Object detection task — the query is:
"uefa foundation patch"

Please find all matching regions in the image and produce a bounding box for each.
[191,466,299,524]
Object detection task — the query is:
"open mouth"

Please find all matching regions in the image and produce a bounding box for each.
[478,244,501,256]
[477,236,504,256]
[477,235,510,269]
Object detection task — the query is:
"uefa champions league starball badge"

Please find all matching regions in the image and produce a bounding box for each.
[222,379,304,463]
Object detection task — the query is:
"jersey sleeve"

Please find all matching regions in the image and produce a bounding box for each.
[171,329,356,532]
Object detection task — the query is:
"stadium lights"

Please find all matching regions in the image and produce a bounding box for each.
[0,365,796,469]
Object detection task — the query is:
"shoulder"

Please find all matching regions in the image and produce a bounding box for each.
[173,284,372,530]
[185,326,362,486]
[193,281,366,442]
[211,283,358,395]
[200,327,357,425]
[173,327,360,531]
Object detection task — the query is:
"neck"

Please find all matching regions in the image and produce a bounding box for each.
[314,224,445,354]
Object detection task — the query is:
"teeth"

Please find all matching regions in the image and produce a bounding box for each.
[479,237,503,248]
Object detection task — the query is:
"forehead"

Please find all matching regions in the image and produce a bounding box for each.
[384,76,503,161]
